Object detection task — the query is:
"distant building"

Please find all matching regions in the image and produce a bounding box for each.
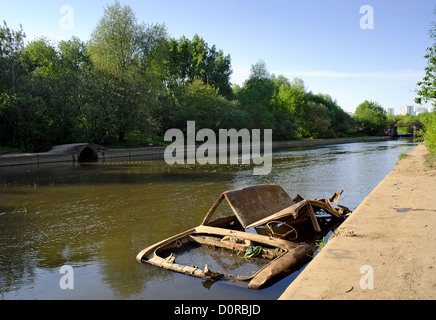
[384,108,394,116]
[415,106,428,115]
[400,105,415,116]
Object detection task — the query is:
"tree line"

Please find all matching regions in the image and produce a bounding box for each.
[1,1,391,153]
[414,11,436,155]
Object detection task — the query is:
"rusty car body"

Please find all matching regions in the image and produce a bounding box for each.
[136,184,351,290]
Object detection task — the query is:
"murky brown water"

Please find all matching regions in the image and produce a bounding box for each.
[0,139,417,299]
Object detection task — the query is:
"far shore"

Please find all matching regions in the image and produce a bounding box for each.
[0,135,392,167]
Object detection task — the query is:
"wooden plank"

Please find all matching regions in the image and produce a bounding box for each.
[307,203,322,233]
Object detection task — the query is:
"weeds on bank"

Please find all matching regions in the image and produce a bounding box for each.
[395,152,407,165]
[0,146,25,154]
[398,152,408,161]
[425,153,436,169]
[315,237,327,252]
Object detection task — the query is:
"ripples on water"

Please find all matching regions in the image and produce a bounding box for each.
[0,139,417,299]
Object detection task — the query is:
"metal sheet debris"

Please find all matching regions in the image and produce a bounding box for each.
[137,184,351,289]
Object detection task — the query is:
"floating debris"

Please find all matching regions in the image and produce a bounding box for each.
[137,184,351,289]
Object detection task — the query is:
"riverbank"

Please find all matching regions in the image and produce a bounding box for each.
[279,143,436,300]
[0,136,391,167]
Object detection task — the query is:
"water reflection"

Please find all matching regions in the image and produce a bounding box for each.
[0,140,417,299]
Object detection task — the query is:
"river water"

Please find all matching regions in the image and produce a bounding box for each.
[0,139,417,300]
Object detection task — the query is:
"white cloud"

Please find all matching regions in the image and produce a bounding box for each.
[230,67,423,86]
[278,70,422,79]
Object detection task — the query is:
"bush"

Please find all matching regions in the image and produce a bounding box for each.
[423,112,436,154]
[354,100,387,136]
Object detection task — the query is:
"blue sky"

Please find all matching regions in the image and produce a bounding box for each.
[1,0,435,113]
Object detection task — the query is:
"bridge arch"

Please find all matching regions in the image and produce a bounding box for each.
[78,146,99,162]
[388,123,422,138]
[49,143,104,162]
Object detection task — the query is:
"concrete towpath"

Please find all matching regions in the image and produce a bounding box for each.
[279,143,436,300]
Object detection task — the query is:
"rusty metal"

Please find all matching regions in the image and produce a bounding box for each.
[137,184,352,290]
[204,185,350,231]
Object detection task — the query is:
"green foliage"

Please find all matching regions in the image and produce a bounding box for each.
[398,152,408,161]
[415,16,436,155]
[354,100,388,136]
[236,62,276,131]
[0,1,359,152]
[88,1,139,75]
[315,237,326,252]
[415,23,436,107]
[272,76,307,138]
[387,113,427,129]
[165,34,233,99]
[177,79,226,131]
[422,111,436,154]
[0,145,24,154]
[87,1,167,143]
[386,114,401,127]
[0,20,25,92]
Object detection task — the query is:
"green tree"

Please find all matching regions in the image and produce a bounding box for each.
[0,27,88,150]
[165,34,232,99]
[87,1,167,143]
[0,20,25,92]
[421,112,436,153]
[18,38,92,147]
[416,21,436,108]
[57,37,93,141]
[82,68,136,144]
[177,79,225,131]
[354,100,387,136]
[307,92,354,137]
[270,75,297,139]
[219,99,251,130]
[0,92,49,151]
[306,101,332,138]
[0,21,32,149]
[0,36,57,151]
[250,60,270,80]
[416,15,436,155]
[236,60,275,130]
[273,77,309,138]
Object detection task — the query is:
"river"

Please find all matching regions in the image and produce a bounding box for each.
[0,139,417,300]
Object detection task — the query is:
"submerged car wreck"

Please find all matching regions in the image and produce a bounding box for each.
[136,184,351,290]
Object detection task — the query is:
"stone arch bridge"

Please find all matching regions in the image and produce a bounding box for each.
[0,143,167,167]
[388,123,422,137]
[49,143,105,162]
